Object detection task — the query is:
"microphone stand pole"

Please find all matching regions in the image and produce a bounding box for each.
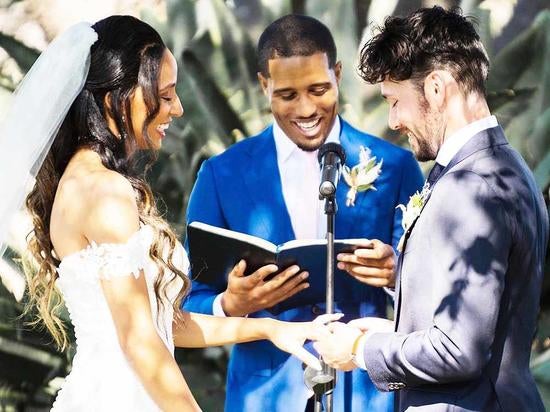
[308,193,337,412]
[322,194,337,412]
[305,142,345,412]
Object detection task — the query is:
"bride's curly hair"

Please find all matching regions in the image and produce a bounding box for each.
[24,15,189,350]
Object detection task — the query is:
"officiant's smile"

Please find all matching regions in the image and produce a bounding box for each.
[258,52,342,152]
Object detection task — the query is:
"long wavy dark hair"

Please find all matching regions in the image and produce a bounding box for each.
[24,15,189,349]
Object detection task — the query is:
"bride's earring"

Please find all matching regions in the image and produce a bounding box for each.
[119,115,127,140]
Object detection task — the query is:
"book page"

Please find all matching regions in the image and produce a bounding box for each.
[278,238,373,252]
[188,221,278,253]
[278,238,326,251]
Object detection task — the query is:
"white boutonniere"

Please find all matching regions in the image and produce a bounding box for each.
[342,146,383,207]
[396,184,431,252]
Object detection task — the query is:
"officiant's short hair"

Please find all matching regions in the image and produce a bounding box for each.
[257,14,337,77]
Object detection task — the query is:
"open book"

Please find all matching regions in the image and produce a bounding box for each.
[187,221,374,314]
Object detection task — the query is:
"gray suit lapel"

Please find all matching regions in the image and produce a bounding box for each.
[394,126,508,330]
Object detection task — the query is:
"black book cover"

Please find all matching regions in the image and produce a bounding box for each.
[187,221,375,314]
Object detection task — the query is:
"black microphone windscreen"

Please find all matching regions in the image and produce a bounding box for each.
[317,142,346,164]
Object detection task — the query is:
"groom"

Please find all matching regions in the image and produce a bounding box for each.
[184,14,423,411]
[313,6,548,412]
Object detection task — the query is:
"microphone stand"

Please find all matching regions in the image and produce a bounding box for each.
[304,192,337,412]
[304,142,344,412]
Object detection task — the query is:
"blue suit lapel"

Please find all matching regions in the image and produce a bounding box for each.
[335,120,378,239]
[334,124,358,239]
[241,127,295,244]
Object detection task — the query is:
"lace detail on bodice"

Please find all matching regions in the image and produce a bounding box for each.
[57,224,154,280]
[52,225,188,411]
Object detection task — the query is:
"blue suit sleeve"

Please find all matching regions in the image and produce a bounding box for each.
[392,151,424,250]
[183,159,226,315]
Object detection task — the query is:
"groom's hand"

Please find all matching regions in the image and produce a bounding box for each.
[337,239,396,288]
[221,260,309,317]
[313,321,362,371]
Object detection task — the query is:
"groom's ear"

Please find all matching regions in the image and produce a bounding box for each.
[423,71,449,111]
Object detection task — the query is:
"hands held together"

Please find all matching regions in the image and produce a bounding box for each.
[263,314,394,372]
[312,316,394,371]
[272,314,394,373]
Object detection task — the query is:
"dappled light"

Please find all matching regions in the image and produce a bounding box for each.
[0,0,548,410]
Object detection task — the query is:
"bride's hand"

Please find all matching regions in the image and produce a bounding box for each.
[266,314,343,371]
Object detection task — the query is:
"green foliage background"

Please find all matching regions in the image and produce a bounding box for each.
[0,0,549,410]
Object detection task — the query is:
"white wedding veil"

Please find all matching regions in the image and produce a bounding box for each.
[0,22,98,258]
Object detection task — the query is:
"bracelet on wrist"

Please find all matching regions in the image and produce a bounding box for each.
[350,333,365,367]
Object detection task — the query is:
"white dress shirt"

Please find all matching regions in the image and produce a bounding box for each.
[435,115,498,167]
[212,117,342,316]
[355,114,499,370]
[273,117,341,239]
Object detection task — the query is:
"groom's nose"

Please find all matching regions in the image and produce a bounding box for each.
[388,109,401,131]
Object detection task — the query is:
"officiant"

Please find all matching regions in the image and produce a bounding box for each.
[183,14,423,412]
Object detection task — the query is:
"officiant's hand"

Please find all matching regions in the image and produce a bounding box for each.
[336,239,396,288]
[221,260,309,317]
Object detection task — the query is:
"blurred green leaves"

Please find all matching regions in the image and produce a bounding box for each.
[0,1,549,410]
[488,10,550,186]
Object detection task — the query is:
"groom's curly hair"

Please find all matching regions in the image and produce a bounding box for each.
[358,6,490,96]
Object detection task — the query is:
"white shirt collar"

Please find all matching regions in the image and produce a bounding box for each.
[436,115,498,166]
[273,116,341,163]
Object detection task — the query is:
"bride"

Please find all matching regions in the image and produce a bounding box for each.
[0,15,331,411]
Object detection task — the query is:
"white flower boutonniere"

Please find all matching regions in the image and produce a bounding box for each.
[342,146,383,207]
[396,184,432,252]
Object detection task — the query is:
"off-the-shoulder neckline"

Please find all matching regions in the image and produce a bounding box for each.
[57,224,153,267]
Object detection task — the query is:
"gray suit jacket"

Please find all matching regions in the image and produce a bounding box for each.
[363,126,548,411]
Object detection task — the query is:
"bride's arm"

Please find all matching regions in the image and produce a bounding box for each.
[173,311,333,370]
[87,176,200,412]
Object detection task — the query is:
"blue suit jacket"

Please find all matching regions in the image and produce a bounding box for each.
[184,118,424,411]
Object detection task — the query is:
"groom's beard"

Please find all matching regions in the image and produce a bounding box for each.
[410,108,445,162]
[412,136,437,162]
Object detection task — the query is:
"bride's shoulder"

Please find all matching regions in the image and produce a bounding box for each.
[51,154,141,257]
[61,168,136,216]
[82,171,140,243]
[54,167,139,244]
[88,169,135,204]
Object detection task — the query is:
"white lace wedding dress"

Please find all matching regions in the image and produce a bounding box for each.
[51,225,187,411]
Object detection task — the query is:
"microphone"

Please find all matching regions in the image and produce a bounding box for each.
[317,142,346,198]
